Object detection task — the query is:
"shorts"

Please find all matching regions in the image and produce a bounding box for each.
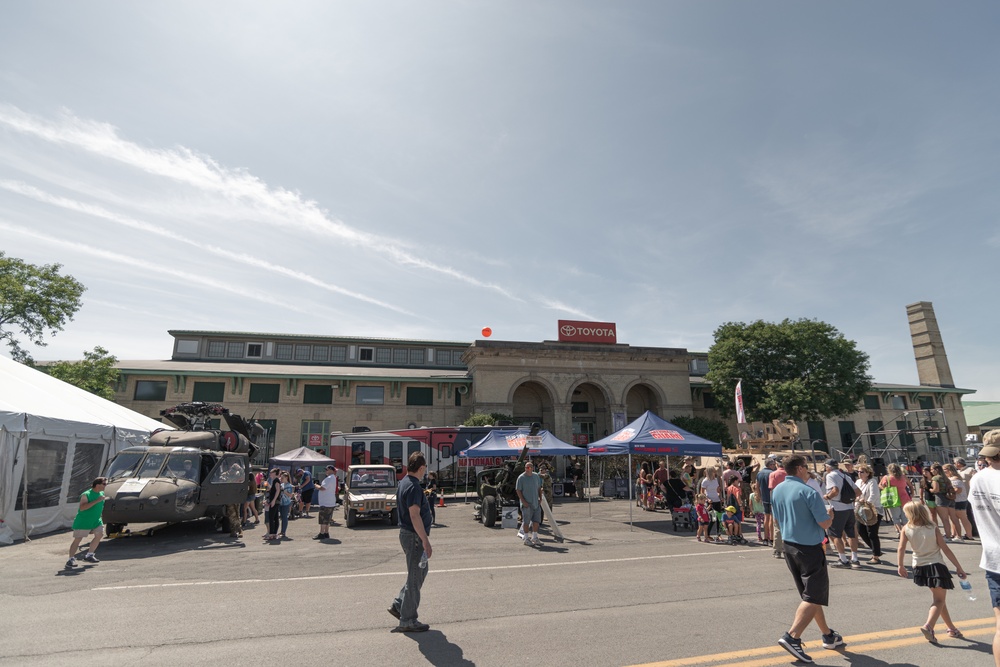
[783,541,829,606]
[887,506,908,526]
[300,489,314,504]
[762,502,772,516]
[318,506,335,524]
[73,525,105,539]
[827,508,856,539]
[986,570,1000,609]
[935,495,955,509]
[521,504,541,525]
[925,498,937,509]
[955,500,969,511]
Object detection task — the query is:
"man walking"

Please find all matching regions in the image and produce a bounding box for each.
[388,452,433,633]
[516,461,544,546]
[772,455,841,664]
[757,457,777,546]
[824,459,861,569]
[969,430,1000,666]
[67,477,109,569]
[313,463,339,540]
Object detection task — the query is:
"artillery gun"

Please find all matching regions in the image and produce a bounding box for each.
[474,444,530,527]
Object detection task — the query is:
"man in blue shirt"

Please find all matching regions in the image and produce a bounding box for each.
[388,452,433,633]
[756,457,777,546]
[298,468,315,518]
[771,455,840,664]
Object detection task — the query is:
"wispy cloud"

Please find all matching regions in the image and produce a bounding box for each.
[0,179,418,317]
[536,297,597,320]
[0,221,315,314]
[0,104,523,302]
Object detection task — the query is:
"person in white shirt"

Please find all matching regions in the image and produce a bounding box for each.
[313,463,339,541]
[824,459,862,569]
[969,431,1000,667]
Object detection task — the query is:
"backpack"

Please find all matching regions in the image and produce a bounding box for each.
[835,472,856,504]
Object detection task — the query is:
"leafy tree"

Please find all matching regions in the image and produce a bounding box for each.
[670,415,734,449]
[42,346,120,400]
[0,252,86,362]
[706,318,872,422]
[462,412,514,427]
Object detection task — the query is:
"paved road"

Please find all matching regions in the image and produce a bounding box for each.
[1,498,995,666]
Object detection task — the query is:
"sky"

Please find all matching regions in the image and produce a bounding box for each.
[1,2,998,397]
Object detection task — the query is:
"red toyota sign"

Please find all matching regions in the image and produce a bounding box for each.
[557,320,617,344]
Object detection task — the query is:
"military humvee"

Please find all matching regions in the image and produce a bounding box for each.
[344,464,398,527]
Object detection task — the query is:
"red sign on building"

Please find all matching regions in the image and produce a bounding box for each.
[557,320,617,344]
[308,433,323,448]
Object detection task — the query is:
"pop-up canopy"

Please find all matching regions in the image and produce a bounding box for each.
[587,411,722,458]
[460,429,583,457]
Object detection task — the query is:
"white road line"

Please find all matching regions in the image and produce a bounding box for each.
[93,548,763,591]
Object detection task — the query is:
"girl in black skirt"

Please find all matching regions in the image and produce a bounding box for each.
[897,500,968,644]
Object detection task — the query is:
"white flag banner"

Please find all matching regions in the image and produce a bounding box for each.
[735,380,746,425]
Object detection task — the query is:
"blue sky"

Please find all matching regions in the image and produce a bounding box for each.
[1,2,998,397]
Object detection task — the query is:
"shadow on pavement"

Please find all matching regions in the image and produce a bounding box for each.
[839,648,918,666]
[405,629,475,667]
[96,519,248,559]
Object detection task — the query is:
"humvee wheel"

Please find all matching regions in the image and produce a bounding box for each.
[346,508,357,528]
[106,523,125,535]
[387,508,398,526]
[482,495,498,527]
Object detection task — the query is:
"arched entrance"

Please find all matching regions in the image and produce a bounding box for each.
[512,381,555,430]
[570,382,610,444]
[625,383,661,421]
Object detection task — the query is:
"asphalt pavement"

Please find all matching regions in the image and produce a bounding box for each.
[0,497,995,667]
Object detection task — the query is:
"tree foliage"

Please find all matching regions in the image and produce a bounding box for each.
[706,318,872,422]
[0,252,86,362]
[463,412,514,427]
[41,346,120,400]
[670,415,734,449]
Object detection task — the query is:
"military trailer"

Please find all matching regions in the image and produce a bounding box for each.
[344,464,398,527]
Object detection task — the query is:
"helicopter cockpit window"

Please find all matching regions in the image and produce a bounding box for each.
[164,453,201,482]
[106,451,144,480]
[210,456,246,484]
[137,453,167,478]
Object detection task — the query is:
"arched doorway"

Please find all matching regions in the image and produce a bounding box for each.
[570,382,610,445]
[625,383,661,422]
[512,381,555,430]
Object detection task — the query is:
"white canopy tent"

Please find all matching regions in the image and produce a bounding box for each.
[0,356,170,541]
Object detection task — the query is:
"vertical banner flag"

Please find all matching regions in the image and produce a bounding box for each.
[735,380,746,424]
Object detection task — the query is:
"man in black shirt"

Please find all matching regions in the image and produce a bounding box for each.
[388,452,433,633]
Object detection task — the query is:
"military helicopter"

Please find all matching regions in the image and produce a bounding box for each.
[101,402,263,535]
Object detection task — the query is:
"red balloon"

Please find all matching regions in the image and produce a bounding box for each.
[481,327,492,338]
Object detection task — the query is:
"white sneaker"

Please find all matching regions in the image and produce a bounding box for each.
[517,530,525,540]
[523,536,533,546]
[531,537,542,546]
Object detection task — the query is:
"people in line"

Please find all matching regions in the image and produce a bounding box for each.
[944,463,974,541]
[701,466,724,541]
[897,500,967,643]
[880,463,913,536]
[314,463,339,540]
[919,467,939,530]
[757,457,778,546]
[930,462,959,540]
[279,471,294,538]
[855,464,884,565]
[262,468,281,541]
[750,481,766,542]
[297,467,315,518]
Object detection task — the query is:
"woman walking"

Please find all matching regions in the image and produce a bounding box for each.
[855,464,884,564]
[896,500,967,643]
[879,463,913,536]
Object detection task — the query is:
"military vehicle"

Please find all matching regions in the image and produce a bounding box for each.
[732,420,823,472]
[475,444,532,527]
[343,464,398,527]
[101,402,262,534]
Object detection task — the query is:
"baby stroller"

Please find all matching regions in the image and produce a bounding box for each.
[670,505,697,532]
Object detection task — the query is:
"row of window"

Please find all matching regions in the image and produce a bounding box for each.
[133,380,441,406]
[195,339,463,366]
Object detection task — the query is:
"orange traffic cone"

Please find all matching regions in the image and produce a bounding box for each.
[438,495,446,508]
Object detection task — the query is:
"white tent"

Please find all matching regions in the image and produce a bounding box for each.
[0,355,171,541]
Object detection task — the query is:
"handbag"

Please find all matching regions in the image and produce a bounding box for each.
[855,499,879,526]
[880,480,901,508]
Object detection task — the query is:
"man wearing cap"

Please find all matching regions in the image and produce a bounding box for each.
[771,455,842,663]
[314,463,339,540]
[824,458,861,569]
[298,467,315,518]
[757,457,778,546]
[969,431,1000,666]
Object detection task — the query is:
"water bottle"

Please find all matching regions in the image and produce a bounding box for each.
[960,578,975,601]
[419,551,429,569]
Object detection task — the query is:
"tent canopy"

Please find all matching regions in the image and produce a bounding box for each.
[459,429,583,457]
[269,446,337,467]
[587,411,722,458]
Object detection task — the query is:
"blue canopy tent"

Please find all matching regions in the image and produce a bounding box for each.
[587,411,723,527]
[458,429,584,501]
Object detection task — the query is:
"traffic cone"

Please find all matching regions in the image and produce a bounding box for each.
[438,495,446,508]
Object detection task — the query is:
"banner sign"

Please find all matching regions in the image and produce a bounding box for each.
[558,320,617,344]
[735,380,746,425]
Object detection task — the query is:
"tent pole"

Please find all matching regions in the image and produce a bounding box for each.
[464,460,469,504]
[628,452,633,531]
[587,455,591,518]
[21,433,29,542]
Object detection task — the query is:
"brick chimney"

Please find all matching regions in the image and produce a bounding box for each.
[906,301,955,388]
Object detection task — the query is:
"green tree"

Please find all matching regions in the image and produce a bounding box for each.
[462,412,514,427]
[41,346,120,400]
[0,252,86,362]
[706,318,872,422]
[670,415,734,449]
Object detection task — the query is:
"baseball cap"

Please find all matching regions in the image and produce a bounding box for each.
[325,464,336,471]
[825,458,839,468]
[725,506,737,513]
[979,445,1000,459]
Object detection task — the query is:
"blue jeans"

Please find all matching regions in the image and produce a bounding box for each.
[393,529,428,626]
[279,503,290,535]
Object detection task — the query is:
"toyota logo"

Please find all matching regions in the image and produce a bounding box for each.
[560,324,577,336]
